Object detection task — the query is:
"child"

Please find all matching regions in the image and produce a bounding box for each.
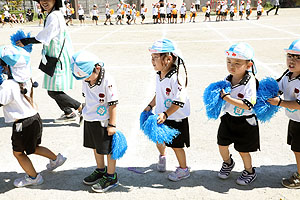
[70,51,119,192]
[2,7,13,28]
[217,42,259,186]
[204,1,211,22]
[180,3,187,23]
[116,4,123,25]
[78,5,85,25]
[245,0,251,20]
[0,45,66,187]
[11,14,19,23]
[104,3,113,25]
[229,1,235,21]
[145,39,191,181]
[152,3,158,24]
[239,1,245,20]
[125,4,131,24]
[37,3,43,26]
[65,3,73,26]
[91,4,99,25]
[130,4,137,24]
[166,3,172,24]
[267,39,300,189]
[140,3,146,24]
[172,4,178,24]
[189,3,196,23]
[256,0,262,20]
[19,13,25,23]
[159,2,166,24]
[216,1,221,22]
[220,1,227,21]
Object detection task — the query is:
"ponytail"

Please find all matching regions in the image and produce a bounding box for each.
[18,79,34,107]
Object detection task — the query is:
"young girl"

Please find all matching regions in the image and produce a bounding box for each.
[217,42,259,185]
[159,2,166,24]
[78,5,85,25]
[216,1,221,22]
[267,39,300,189]
[0,45,66,187]
[245,0,251,20]
[256,0,262,20]
[104,4,113,25]
[91,4,99,25]
[229,1,235,21]
[189,3,196,23]
[145,39,191,181]
[140,3,146,24]
[1,7,13,28]
[204,1,211,22]
[37,3,43,26]
[166,3,172,24]
[152,4,158,24]
[180,3,187,23]
[239,1,245,20]
[172,4,178,24]
[130,4,137,24]
[125,4,131,24]
[116,4,123,25]
[70,51,119,192]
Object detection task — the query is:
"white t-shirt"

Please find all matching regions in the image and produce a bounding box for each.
[159,6,165,14]
[195,0,200,5]
[78,8,84,15]
[166,6,171,14]
[230,5,234,12]
[152,7,158,15]
[190,8,196,13]
[132,8,136,16]
[0,80,37,123]
[117,8,122,16]
[180,6,186,14]
[155,69,190,120]
[278,71,300,122]
[91,9,99,16]
[274,0,280,6]
[206,6,210,13]
[105,8,110,15]
[257,4,262,12]
[221,4,227,12]
[222,72,257,117]
[246,3,251,10]
[240,5,244,11]
[82,68,118,122]
[126,7,130,15]
[4,10,10,18]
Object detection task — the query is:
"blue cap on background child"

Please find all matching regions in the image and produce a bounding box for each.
[70,51,104,80]
[285,39,300,55]
[149,38,184,60]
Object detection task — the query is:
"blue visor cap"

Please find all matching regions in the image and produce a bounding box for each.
[285,39,300,55]
[225,42,255,60]
[71,51,104,80]
[149,38,183,60]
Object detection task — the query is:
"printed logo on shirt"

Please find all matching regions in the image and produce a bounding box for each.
[164,99,173,108]
[286,108,297,113]
[237,93,244,98]
[234,106,244,116]
[295,88,299,94]
[99,93,105,105]
[166,88,171,96]
[97,105,107,116]
[108,85,114,96]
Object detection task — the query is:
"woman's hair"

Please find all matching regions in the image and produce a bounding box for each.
[160,53,188,87]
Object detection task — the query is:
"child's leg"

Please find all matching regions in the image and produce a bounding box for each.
[34,146,56,160]
[172,148,187,168]
[294,151,300,174]
[219,145,231,163]
[13,151,37,177]
[94,149,105,169]
[239,152,253,172]
[156,143,166,155]
[106,154,116,174]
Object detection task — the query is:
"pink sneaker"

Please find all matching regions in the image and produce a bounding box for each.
[168,167,190,181]
[157,155,166,172]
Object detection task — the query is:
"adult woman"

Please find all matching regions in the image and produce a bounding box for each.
[17,0,82,123]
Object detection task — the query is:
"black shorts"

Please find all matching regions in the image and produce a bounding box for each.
[79,15,84,20]
[160,13,165,18]
[141,14,145,20]
[180,14,186,18]
[167,13,171,18]
[223,12,227,16]
[117,15,122,20]
[153,15,157,19]
[164,118,190,148]
[127,15,131,20]
[246,10,250,15]
[4,17,9,22]
[92,16,98,20]
[257,11,262,16]
[217,113,260,152]
[287,120,300,152]
[239,11,243,16]
[12,113,42,155]
[67,15,72,19]
[106,14,111,19]
[84,121,112,154]
[38,13,43,19]
[191,13,195,17]
[230,12,234,17]
[173,14,177,18]
[205,12,210,17]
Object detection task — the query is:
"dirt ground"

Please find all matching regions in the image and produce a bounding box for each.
[1,8,300,200]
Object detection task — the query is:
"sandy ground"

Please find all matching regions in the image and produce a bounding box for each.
[1,8,300,200]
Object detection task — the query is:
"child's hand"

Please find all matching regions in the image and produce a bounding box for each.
[16,40,24,47]
[107,127,116,136]
[157,113,167,124]
[220,89,230,100]
[267,97,281,106]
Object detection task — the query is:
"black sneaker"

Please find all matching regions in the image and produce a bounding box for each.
[54,112,76,123]
[282,172,300,189]
[236,168,257,185]
[91,173,119,193]
[218,155,235,179]
[83,168,106,185]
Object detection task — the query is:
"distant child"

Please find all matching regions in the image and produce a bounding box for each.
[229,1,235,21]
[180,3,187,23]
[217,42,259,186]
[216,1,221,22]
[140,3,146,24]
[0,45,66,187]
[116,4,123,25]
[239,1,245,20]
[65,3,73,26]
[245,0,251,20]
[189,3,196,23]
[11,14,19,23]
[78,5,85,25]
[172,4,178,23]
[130,4,137,24]
[166,3,172,24]
[267,39,300,189]
[2,7,13,28]
[125,4,131,24]
[220,1,227,21]
[152,3,158,24]
[104,3,113,25]
[145,39,191,181]
[37,3,43,26]
[71,51,119,193]
[204,1,211,22]
[91,4,99,25]
[159,2,166,24]
[19,13,25,23]
[256,0,262,20]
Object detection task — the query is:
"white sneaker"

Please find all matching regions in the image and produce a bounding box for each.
[157,155,166,172]
[46,153,67,171]
[168,167,190,181]
[14,174,44,187]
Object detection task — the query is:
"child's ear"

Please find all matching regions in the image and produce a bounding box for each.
[247,61,253,69]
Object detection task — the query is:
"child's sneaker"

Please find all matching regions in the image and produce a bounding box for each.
[83,167,106,185]
[218,156,235,179]
[92,173,119,193]
[282,172,300,189]
[168,167,190,181]
[236,168,257,185]
[157,155,166,172]
[46,153,67,171]
[14,173,44,187]
[54,112,77,123]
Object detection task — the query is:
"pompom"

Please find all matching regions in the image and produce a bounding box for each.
[253,77,280,122]
[0,66,4,85]
[111,130,127,160]
[10,30,33,53]
[140,111,154,130]
[142,115,179,144]
[203,80,231,119]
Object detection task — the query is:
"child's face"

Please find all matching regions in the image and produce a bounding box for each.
[287,53,300,74]
[151,53,170,72]
[39,0,55,12]
[85,65,100,82]
[226,58,251,76]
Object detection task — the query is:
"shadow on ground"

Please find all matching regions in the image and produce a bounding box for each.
[0,118,79,128]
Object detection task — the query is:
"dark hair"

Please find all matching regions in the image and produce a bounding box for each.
[19,81,34,107]
[34,0,63,12]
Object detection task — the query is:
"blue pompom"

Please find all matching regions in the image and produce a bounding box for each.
[10,30,33,53]
[140,111,154,130]
[142,114,179,144]
[111,130,127,160]
[0,66,4,85]
[203,80,231,119]
[253,77,280,122]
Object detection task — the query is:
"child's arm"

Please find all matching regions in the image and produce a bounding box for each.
[144,95,156,111]
[267,97,300,110]
[157,104,180,124]
[107,104,117,136]
[221,89,252,110]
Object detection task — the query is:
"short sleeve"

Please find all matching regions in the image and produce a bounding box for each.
[35,13,60,45]
[105,76,118,106]
[0,83,13,106]
[242,77,257,109]
[171,76,187,108]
